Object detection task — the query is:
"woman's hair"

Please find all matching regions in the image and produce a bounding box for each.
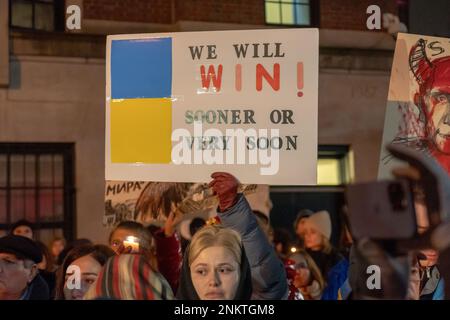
[188,225,242,267]
[177,225,252,300]
[83,254,174,300]
[57,238,93,265]
[55,244,115,300]
[303,216,333,254]
[321,236,333,254]
[290,249,326,290]
[293,209,313,231]
[35,240,54,272]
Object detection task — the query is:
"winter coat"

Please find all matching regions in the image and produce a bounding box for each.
[219,194,288,300]
[151,228,182,294]
[307,248,349,300]
[408,263,445,300]
[321,258,349,300]
[39,269,56,299]
[20,274,50,300]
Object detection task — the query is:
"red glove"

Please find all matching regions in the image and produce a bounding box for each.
[208,172,239,212]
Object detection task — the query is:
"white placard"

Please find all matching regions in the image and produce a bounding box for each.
[106,29,318,185]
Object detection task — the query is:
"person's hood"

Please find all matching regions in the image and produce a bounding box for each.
[84,254,174,300]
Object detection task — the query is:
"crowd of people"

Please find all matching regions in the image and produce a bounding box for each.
[0,171,445,300]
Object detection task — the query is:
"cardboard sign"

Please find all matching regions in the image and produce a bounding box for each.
[378,33,450,178]
[106,29,318,185]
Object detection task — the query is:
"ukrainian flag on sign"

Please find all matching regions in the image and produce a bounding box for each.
[110,38,172,164]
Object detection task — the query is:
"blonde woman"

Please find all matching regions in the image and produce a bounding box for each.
[177,225,252,300]
[205,172,288,300]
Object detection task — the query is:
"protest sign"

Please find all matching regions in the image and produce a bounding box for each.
[106,29,318,185]
[378,33,450,178]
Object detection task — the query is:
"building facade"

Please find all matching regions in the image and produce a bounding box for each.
[1,0,447,243]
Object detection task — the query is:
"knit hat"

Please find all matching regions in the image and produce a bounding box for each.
[304,211,332,240]
[83,254,174,300]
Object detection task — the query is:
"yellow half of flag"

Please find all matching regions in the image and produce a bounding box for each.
[111,98,172,164]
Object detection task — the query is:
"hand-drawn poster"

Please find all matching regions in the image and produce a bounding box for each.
[104,180,258,227]
[378,33,450,179]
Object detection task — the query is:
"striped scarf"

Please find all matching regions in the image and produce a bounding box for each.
[84,254,174,300]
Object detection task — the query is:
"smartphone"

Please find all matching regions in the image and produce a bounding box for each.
[345,179,417,240]
[123,236,140,253]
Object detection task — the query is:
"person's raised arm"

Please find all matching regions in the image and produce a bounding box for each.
[209,172,288,300]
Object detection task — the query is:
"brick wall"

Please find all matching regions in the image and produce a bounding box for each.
[82,0,399,30]
[82,0,267,26]
[320,0,399,30]
[175,0,265,25]
[83,0,173,24]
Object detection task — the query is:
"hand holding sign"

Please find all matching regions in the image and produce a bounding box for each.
[208,172,239,212]
[164,207,184,237]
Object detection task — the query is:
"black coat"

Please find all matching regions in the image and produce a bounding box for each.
[22,274,50,300]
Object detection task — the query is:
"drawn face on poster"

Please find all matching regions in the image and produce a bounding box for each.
[410,40,450,156]
[382,35,450,175]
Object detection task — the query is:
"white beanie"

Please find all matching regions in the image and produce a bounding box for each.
[304,210,332,240]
